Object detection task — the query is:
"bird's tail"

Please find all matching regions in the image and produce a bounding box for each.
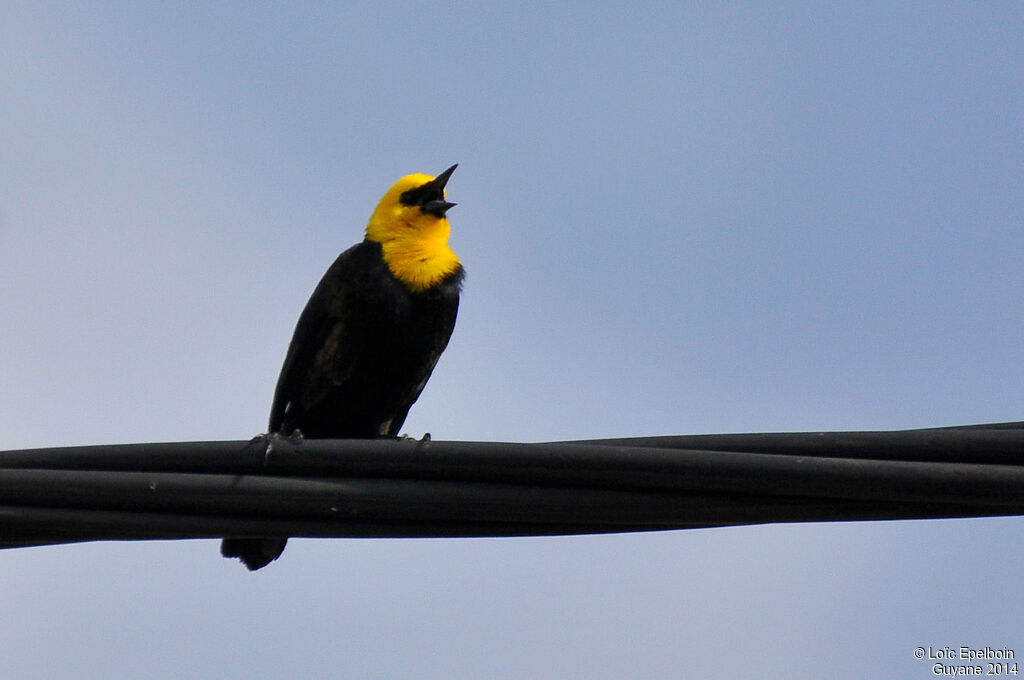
[220,537,288,571]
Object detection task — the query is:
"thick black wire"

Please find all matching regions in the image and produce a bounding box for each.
[0,421,1021,548]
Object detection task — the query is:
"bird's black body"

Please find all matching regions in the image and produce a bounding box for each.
[222,165,462,571]
[270,239,463,438]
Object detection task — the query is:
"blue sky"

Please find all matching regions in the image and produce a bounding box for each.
[1,2,1022,678]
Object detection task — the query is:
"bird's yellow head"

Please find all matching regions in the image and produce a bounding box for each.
[366,164,461,293]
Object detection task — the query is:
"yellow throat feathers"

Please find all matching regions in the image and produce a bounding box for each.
[365,173,461,293]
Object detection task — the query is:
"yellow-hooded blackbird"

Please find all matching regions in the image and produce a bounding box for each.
[222,164,463,570]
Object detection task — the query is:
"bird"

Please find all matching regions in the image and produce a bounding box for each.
[221,164,463,570]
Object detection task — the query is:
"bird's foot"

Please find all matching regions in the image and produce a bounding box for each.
[398,432,432,453]
[398,432,431,442]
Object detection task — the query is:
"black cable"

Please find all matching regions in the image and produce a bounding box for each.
[0,422,1021,550]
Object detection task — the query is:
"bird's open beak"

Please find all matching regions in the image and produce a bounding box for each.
[421,164,458,217]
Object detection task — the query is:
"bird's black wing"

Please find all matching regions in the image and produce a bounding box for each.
[268,243,364,434]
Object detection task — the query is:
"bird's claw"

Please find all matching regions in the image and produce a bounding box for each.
[399,432,431,442]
